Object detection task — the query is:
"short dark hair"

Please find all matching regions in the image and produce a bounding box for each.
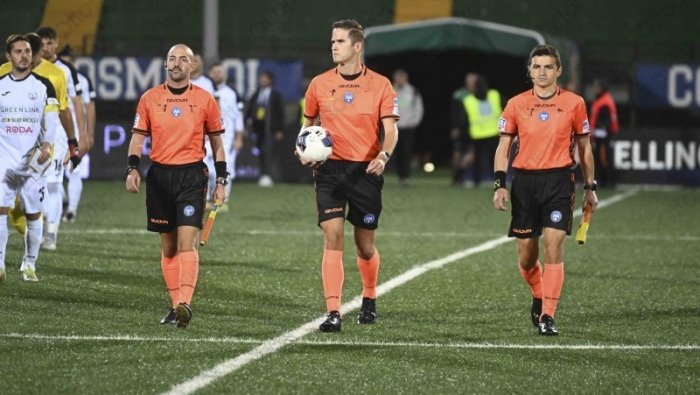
[332,19,365,44]
[58,44,74,58]
[36,26,57,40]
[528,44,561,69]
[24,32,42,54]
[5,34,30,54]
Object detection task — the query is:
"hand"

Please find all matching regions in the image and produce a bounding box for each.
[214,183,227,204]
[125,170,140,193]
[37,142,52,164]
[583,190,598,212]
[233,134,244,151]
[274,131,284,142]
[67,138,81,170]
[294,150,323,169]
[366,156,387,175]
[493,188,509,211]
[79,131,90,156]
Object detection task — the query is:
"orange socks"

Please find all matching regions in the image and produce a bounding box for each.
[178,250,200,306]
[542,262,564,318]
[161,254,180,308]
[519,260,543,299]
[322,249,344,312]
[357,248,380,299]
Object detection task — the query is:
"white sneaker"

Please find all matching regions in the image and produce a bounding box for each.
[22,268,39,282]
[41,233,57,251]
[258,175,273,187]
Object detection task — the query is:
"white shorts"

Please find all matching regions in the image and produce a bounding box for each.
[1,167,46,214]
[48,137,68,184]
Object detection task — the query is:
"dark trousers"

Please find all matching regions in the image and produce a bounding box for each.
[251,128,269,176]
[593,135,616,187]
[395,127,416,180]
[472,136,499,186]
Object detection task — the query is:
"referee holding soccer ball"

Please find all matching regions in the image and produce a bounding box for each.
[125,44,226,329]
[299,19,399,332]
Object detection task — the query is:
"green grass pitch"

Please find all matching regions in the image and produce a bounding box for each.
[1,174,698,394]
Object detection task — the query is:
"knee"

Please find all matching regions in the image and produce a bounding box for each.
[324,232,344,250]
[356,244,375,260]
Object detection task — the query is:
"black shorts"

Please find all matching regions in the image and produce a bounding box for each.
[146,161,208,233]
[508,168,575,238]
[314,160,384,230]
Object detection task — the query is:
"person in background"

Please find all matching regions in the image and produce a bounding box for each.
[589,78,619,188]
[245,71,284,187]
[392,69,423,186]
[459,73,501,187]
[450,73,476,185]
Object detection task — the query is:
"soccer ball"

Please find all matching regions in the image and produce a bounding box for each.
[296,126,333,162]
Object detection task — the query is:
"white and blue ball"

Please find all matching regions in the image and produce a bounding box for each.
[295,126,333,162]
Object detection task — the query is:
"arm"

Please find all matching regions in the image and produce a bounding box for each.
[85,100,96,151]
[577,135,599,211]
[125,133,146,193]
[492,134,514,211]
[208,134,227,203]
[72,96,88,156]
[367,117,398,176]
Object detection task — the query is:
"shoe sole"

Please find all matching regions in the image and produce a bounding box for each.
[318,325,341,333]
[175,305,192,329]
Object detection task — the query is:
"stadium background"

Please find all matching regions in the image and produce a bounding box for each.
[1,0,698,185]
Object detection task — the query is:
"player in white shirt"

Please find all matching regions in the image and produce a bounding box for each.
[0,34,60,282]
[190,54,216,95]
[207,63,244,205]
[59,47,97,222]
[37,27,86,249]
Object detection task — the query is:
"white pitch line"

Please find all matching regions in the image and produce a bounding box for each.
[3,333,697,351]
[163,189,639,395]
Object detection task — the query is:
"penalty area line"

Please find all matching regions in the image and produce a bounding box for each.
[162,190,639,395]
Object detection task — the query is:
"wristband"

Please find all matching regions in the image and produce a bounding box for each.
[214,161,228,179]
[67,138,79,156]
[583,181,597,191]
[494,171,507,191]
[128,154,140,167]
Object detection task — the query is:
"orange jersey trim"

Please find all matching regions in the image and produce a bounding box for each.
[304,66,399,162]
[133,83,223,165]
[498,88,590,170]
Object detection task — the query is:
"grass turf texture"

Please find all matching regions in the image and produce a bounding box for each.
[0,175,698,394]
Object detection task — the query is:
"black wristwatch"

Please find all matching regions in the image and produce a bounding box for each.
[380,151,391,161]
[125,165,138,178]
[583,181,597,191]
[215,178,229,186]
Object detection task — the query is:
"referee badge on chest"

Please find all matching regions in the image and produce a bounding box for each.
[171,106,182,117]
[538,111,549,121]
[343,91,354,104]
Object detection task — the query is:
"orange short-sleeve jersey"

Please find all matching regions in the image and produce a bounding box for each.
[133,83,223,165]
[304,66,399,162]
[498,88,590,171]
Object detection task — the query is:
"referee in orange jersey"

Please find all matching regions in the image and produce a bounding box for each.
[300,19,399,332]
[493,45,598,335]
[125,44,227,329]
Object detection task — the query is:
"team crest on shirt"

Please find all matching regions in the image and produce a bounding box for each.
[498,117,506,132]
[171,107,182,117]
[539,111,549,121]
[27,91,38,100]
[363,214,376,224]
[343,91,354,103]
[583,119,590,133]
[183,205,195,217]
[550,210,562,223]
